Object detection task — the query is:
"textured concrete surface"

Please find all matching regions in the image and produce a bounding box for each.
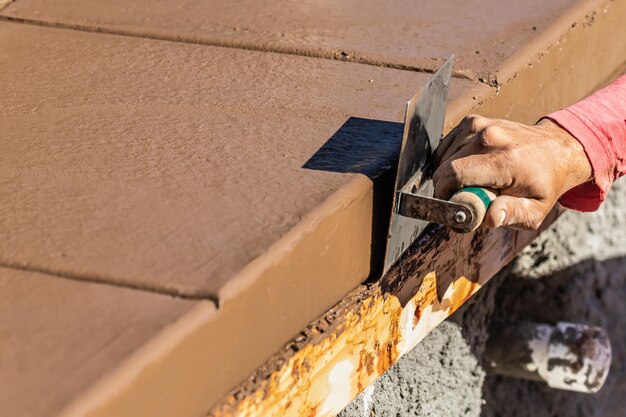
[1,21,465,299]
[0,0,577,81]
[0,267,195,417]
[482,185,626,416]
[339,177,626,417]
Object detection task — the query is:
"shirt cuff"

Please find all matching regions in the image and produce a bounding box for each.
[558,182,602,212]
[545,109,613,212]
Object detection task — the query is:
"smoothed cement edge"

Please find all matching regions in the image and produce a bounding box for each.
[57,176,376,417]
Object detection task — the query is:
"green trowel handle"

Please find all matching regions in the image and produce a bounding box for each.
[450,187,498,232]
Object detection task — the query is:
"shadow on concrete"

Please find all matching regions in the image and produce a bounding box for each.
[451,255,626,417]
[303,117,403,280]
[303,117,402,178]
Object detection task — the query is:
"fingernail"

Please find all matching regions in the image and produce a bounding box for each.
[496,210,507,227]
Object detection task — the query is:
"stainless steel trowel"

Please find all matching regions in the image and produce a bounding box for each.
[383,55,495,273]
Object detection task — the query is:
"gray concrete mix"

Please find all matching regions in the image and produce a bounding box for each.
[340,177,626,416]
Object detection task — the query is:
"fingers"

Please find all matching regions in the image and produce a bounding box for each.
[435,121,467,165]
[435,114,490,166]
[432,114,553,231]
[484,195,552,230]
[433,152,513,199]
[434,131,478,168]
[439,123,511,165]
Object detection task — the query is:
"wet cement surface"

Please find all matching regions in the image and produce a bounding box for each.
[0,21,475,299]
[0,267,195,417]
[1,0,577,81]
[339,177,626,417]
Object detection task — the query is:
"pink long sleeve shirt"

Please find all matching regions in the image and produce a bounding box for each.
[547,74,626,212]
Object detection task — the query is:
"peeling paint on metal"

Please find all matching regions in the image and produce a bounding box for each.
[209,271,481,417]
[319,360,356,416]
[526,324,552,374]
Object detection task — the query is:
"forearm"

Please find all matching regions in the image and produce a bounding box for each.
[546,74,626,211]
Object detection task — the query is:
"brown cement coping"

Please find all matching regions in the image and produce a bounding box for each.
[1,0,577,82]
[0,267,195,417]
[1,22,478,299]
[1,0,625,416]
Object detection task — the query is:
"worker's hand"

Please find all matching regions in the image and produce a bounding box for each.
[433,115,593,230]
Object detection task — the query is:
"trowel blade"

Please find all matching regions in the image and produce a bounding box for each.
[383,56,454,274]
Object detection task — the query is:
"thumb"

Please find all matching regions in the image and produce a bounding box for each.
[484,195,551,230]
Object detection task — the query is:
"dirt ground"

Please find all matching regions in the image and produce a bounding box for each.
[339,178,626,417]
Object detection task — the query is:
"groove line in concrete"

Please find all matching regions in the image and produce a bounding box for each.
[0,14,475,81]
[0,260,219,304]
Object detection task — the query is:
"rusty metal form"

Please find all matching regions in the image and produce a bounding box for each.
[208,209,561,417]
[213,274,478,417]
